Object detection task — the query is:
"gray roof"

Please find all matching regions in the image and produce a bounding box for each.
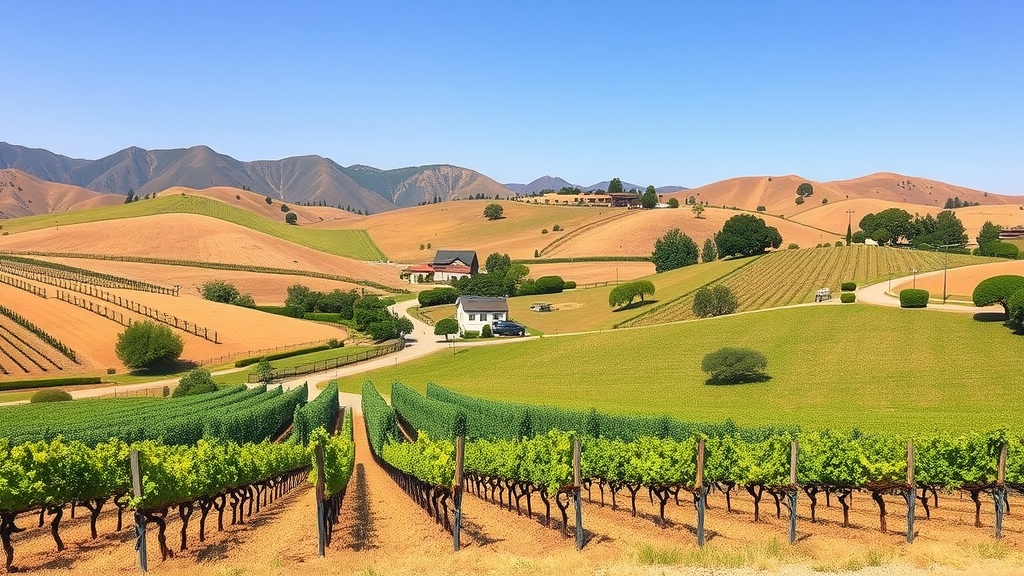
[433,250,478,266]
[457,296,508,312]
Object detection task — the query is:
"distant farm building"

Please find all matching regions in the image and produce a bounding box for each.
[1000,226,1024,240]
[402,249,479,284]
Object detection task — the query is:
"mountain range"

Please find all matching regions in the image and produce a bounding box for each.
[0,143,512,214]
[504,176,687,195]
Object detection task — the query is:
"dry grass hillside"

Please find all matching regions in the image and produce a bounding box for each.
[0,169,122,219]
[0,213,404,288]
[319,199,839,262]
[173,185,351,225]
[666,173,1023,219]
[791,199,1024,239]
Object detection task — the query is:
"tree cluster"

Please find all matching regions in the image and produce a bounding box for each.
[857,209,967,248]
[944,196,979,209]
[608,280,655,309]
[641,186,658,209]
[651,229,699,273]
[285,284,361,319]
[452,252,529,297]
[692,285,738,318]
[352,294,412,341]
[714,214,782,257]
[974,221,1019,258]
[199,280,256,308]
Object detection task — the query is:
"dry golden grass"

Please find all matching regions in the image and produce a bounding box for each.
[0,169,122,219]
[892,259,1024,300]
[791,198,1024,239]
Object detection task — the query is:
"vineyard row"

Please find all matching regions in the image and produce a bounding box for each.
[55,289,219,343]
[0,255,177,295]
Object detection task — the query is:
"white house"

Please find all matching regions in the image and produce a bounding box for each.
[455,296,509,335]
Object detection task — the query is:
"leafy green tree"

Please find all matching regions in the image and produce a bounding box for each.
[285,212,298,225]
[851,231,867,244]
[285,284,316,313]
[692,203,705,218]
[714,214,782,257]
[172,367,217,397]
[858,208,912,245]
[254,358,274,385]
[641,185,658,209]
[280,204,290,212]
[434,318,459,341]
[976,221,1003,253]
[608,280,655,308]
[483,203,504,220]
[872,228,893,245]
[667,197,680,208]
[973,275,1024,317]
[796,183,813,197]
[485,252,512,276]
[353,295,397,331]
[199,280,240,304]
[692,285,738,318]
[124,189,135,204]
[115,321,184,370]
[701,348,768,384]
[652,229,699,273]
[320,289,359,317]
[265,196,273,205]
[607,178,623,194]
[702,238,718,263]
[232,293,256,308]
[911,211,967,247]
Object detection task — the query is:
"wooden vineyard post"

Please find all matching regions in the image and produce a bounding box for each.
[130,451,147,573]
[315,444,327,557]
[573,437,584,550]
[905,440,915,544]
[696,438,706,548]
[789,440,798,544]
[453,436,465,552]
[994,444,1008,539]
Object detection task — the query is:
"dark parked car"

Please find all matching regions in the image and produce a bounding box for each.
[491,321,526,336]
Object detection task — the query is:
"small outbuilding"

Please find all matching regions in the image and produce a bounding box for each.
[456,296,509,335]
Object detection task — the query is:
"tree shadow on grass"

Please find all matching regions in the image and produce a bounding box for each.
[612,299,659,313]
[127,359,198,377]
[704,373,773,386]
[973,312,1008,323]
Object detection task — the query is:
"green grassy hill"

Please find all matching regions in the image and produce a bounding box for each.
[339,304,1024,435]
[621,245,1000,328]
[0,195,385,261]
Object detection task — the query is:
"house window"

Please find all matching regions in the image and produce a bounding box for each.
[480,313,487,321]
[468,314,475,321]
[493,313,503,320]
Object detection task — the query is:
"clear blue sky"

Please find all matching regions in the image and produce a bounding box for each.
[1,1,1021,193]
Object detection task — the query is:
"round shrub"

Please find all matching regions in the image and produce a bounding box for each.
[115,321,184,370]
[1008,287,1024,324]
[172,367,218,398]
[840,293,856,303]
[900,289,930,308]
[564,280,577,290]
[841,282,857,292]
[30,389,72,403]
[701,348,769,384]
[481,324,494,338]
[535,275,566,294]
[417,287,459,307]
[981,241,1020,259]
[787,243,799,250]
[973,275,1024,317]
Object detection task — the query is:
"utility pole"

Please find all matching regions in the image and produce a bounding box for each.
[937,243,965,303]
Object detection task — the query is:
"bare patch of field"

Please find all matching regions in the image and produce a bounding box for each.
[792,199,1024,238]
[0,213,404,289]
[527,261,655,285]
[892,259,1024,300]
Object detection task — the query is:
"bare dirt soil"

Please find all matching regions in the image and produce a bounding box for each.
[892,260,1024,300]
[36,257,385,305]
[527,262,655,285]
[6,412,1021,576]
[0,277,346,376]
[0,213,402,288]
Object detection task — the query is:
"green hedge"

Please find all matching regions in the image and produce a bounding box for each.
[564,280,577,290]
[841,282,857,292]
[840,293,856,303]
[30,389,73,403]
[234,344,333,367]
[417,288,459,307]
[391,383,467,441]
[900,289,930,308]
[424,384,792,442]
[361,382,399,455]
[292,381,340,446]
[256,305,303,318]
[0,376,102,392]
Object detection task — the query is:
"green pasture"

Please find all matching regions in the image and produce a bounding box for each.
[1,195,384,261]
[212,345,374,386]
[338,304,1024,435]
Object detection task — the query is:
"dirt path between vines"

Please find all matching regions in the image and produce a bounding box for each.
[7,408,1023,575]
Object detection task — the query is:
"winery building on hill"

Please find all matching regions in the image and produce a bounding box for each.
[402,249,478,284]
